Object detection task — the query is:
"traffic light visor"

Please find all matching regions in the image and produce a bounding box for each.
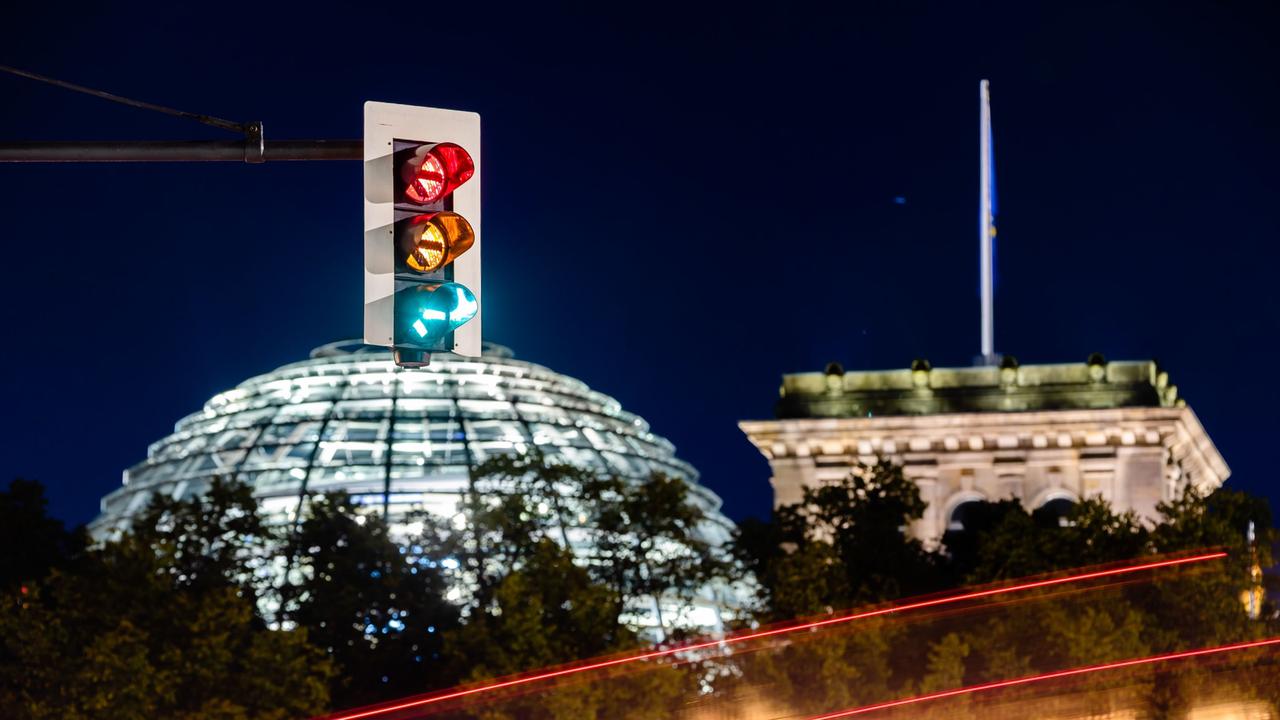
[402,142,475,204]
[401,212,475,273]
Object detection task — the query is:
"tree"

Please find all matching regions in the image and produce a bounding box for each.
[0,479,85,591]
[1040,601,1149,667]
[445,450,733,640]
[801,459,936,602]
[734,460,936,622]
[585,471,731,636]
[948,496,1149,584]
[445,539,629,680]
[444,540,687,720]
[731,457,1277,716]
[1144,486,1274,650]
[728,462,932,712]
[735,620,899,715]
[0,525,332,719]
[444,451,589,600]
[919,632,970,693]
[125,476,277,606]
[283,492,459,709]
[429,451,714,717]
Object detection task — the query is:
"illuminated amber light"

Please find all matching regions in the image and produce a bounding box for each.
[411,223,446,272]
[402,212,475,273]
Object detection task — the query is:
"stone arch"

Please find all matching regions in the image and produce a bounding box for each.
[1027,487,1079,510]
[941,490,989,532]
[1029,488,1079,528]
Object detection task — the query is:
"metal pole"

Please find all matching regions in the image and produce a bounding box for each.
[979,80,995,364]
[0,139,362,163]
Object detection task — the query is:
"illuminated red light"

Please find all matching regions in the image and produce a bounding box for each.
[316,551,1225,720]
[402,142,474,205]
[807,636,1280,719]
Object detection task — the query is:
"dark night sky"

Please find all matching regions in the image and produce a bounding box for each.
[2,3,1278,527]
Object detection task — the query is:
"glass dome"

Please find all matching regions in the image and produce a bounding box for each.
[91,341,740,632]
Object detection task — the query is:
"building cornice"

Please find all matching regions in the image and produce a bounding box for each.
[739,405,1229,490]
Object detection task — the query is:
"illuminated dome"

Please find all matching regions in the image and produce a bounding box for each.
[91,341,740,631]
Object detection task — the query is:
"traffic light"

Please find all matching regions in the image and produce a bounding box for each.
[364,103,481,368]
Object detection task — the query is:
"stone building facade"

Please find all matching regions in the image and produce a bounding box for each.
[739,356,1229,544]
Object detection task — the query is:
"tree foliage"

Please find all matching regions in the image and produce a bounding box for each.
[732,461,1277,713]
[0,479,85,591]
[947,495,1149,583]
[0,479,332,720]
[735,460,936,620]
[445,539,629,681]
[283,492,459,709]
[125,477,276,603]
[2,452,733,718]
[443,450,733,641]
[7,454,1275,718]
[919,632,970,693]
[433,451,718,717]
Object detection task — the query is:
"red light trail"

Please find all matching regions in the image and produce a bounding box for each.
[319,551,1225,720]
[807,636,1280,719]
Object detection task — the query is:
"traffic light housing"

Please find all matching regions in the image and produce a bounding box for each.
[364,103,481,367]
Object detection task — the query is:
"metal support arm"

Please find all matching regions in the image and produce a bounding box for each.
[0,139,362,163]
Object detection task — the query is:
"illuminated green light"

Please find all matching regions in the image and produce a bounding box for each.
[397,282,478,346]
[451,287,477,319]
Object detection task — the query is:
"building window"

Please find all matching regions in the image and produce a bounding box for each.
[947,500,984,532]
[1035,497,1076,528]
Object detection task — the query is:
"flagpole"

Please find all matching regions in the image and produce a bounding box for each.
[979,79,995,364]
